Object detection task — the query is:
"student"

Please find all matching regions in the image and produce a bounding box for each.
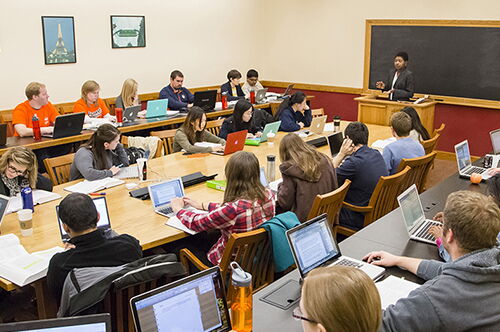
[401,106,430,142]
[275,91,312,132]
[172,106,225,154]
[115,78,141,110]
[383,111,424,174]
[220,69,245,101]
[0,147,52,196]
[242,69,264,98]
[219,100,262,139]
[277,133,338,222]
[298,266,381,332]
[171,151,275,266]
[159,70,194,110]
[73,80,113,122]
[47,193,142,302]
[375,51,414,101]
[364,190,500,331]
[332,122,388,230]
[70,124,129,181]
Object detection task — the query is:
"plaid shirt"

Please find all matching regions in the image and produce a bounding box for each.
[177,189,276,265]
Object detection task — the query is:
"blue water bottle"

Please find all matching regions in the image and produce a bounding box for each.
[21,187,34,212]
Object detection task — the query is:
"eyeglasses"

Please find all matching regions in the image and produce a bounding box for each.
[7,164,27,176]
[292,306,317,324]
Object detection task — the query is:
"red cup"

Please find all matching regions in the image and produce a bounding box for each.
[250,90,256,104]
[221,94,228,109]
[115,108,123,124]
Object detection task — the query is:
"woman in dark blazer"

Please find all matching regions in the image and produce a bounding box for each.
[220,69,245,101]
[376,51,414,101]
[274,91,312,132]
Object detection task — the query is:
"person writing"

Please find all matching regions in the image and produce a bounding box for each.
[275,91,312,132]
[73,80,114,123]
[159,70,194,110]
[219,100,262,139]
[375,51,414,101]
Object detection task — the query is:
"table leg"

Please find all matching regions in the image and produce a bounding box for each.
[33,279,57,319]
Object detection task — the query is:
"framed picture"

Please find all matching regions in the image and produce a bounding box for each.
[41,16,77,65]
[111,15,146,48]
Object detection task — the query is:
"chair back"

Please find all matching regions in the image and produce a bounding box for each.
[150,129,177,155]
[43,153,75,185]
[55,103,75,114]
[433,123,445,137]
[0,112,15,137]
[121,136,163,158]
[397,152,437,194]
[311,108,325,118]
[206,118,224,136]
[421,133,440,154]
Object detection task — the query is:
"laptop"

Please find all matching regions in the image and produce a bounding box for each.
[286,214,385,281]
[148,178,185,218]
[146,99,169,119]
[0,123,6,146]
[130,266,231,332]
[0,313,111,332]
[0,194,10,229]
[454,140,491,180]
[490,128,500,154]
[123,105,141,123]
[211,130,247,155]
[327,131,344,157]
[297,115,327,136]
[277,84,294,98]
[43,112,85,139]
[245,121,281,145]
[194,89,217,112]
[255,88,268,103]
[56,196,111,242]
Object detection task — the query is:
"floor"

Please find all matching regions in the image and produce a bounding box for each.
[425,158,457,189]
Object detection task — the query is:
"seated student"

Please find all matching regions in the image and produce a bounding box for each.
[220,70,245,101]
[242,69,264,98]
[274,91,312,132]
[172,106,225,154]
[73,80,113,123]
[0,147,52,196]
[159,70,194,110]
[332,122,388,230]
[277,133,338,222]
[171,151,275,266]
[383,111,424,174]
[298,266,381,332]
[401,106,430,142]
[70,124,129,181]
[364,190,500,332]
[253,108,275,131]
[47,193,142,302]
[219,100,262,139]
[115,78,141,110]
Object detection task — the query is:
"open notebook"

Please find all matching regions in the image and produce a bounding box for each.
[6,190,61,214]
[64,178,124,194]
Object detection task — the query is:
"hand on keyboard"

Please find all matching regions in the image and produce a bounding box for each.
[428,225,443,239]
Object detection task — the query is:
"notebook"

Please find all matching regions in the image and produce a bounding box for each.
[42,112,85,139]
[148,178,185,218]
[211,130,247,155]
[454,140,491,180]
[397,184,442,244]
[245,121,281,145]
[6,190,61,214]
[64,178,125,194]
[130,267,231,332]
[0,313,111,332]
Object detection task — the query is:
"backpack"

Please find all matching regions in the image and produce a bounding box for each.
[124,146,146,164]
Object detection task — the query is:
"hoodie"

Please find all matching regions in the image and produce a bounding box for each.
[382,247,500,332]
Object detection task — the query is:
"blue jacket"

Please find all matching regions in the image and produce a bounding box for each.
[260,212,300,273]
[278,106,312,132]
[220,81,245,101]
[159,85,194,110]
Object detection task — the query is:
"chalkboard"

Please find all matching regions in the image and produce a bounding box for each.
[368,25,500,101]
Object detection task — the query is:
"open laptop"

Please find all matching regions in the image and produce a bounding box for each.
[490,129,500,155]
[327,131,344,157]
[397,184,442,244]
[56,196,111,242]
[454,140,491,180]
[286,214,385,281]
[194,89,217,112]
[43,112,85,139]
[211,130,247,155]
[245,120,281,145]
[146,99,168,119]
[130,266,231,332]
[297,115,327,136]
[255,88,268,103]
[148,178,185,218]
[0,194,10,230]
[0,313,111,332]
[123,105,141,123]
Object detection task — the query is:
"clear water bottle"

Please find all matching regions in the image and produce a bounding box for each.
[266,155,275,182]
[230,262,252,332]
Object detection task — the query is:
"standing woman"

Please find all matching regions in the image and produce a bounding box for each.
[275,91,312,132]
[401,106,430,142]
[219,100,262,139]
[220,70,245,101]
[73,80,113,122]
[376,51,414,101]
[277,133,338,222]
[70,124,129,181]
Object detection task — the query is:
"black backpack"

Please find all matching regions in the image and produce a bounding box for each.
[124,146,146,164]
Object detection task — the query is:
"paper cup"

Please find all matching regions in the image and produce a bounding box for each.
[17,209,33,236]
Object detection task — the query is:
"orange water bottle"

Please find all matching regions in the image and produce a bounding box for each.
[230,262,252,332]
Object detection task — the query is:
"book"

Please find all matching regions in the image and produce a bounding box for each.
[194,142,223,149]
[165,216,197,235]
[375,275,420,309]
[0,234,63,287]
[113,166,139,179]
[64,177,125,194]
[371,137,396,151]
[207,180,226,191]
[6,190,62,214]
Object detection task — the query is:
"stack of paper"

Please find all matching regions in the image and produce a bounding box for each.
[375,275,420,309]
[6,190,62,214]
[64,178,124,194]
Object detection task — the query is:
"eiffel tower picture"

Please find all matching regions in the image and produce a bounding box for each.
[42,16,77,65]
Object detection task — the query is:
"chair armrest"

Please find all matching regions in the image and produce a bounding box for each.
[342,202,373,213]
[179,248,210,272]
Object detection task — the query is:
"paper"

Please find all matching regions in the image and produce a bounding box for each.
[371,137,396,151]
[83,118,117,130]
[6,190,62,214]
[376,275,420,309]
[166,216,197,235]
[194,142,223,148]
[64,178,124,194]
[324,123,334,132]
[114,166,139,179]
[167,110,180,116]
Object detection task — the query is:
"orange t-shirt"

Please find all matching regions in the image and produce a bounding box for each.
[73,98,110,118]
[12,101,60,136]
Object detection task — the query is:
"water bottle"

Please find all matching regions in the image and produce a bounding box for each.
[221,93,228,110]
[266,155,275,182]
[230,262,252,332]
[333,115,341,132]
[32,115,42,141]
[21,187,34,212]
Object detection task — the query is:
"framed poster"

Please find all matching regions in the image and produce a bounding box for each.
[41,16,77,65]
[111,15,146,48]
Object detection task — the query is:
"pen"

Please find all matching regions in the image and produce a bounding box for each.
[90,192,106,196]
[117,164,124,168]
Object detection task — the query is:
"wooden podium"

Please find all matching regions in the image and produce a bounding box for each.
[354,95,436,134]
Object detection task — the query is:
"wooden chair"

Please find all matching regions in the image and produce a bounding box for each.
[0,112,15,137]
[311,108,325,118]
[433,123,445,137]
[55,103,75,114]
[307,180,351,235]
[121,136,163,158]
[396,152,437,195]
[43,153,75,185]
[421,132,441,154]
[206,118,224,136]
[150,129,177,155]
[338,166,411,237]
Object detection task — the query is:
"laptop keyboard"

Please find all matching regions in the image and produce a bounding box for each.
[336,258,363,268]
[464,166,486,175]
[158,206,174,216]
[415,220,441,241]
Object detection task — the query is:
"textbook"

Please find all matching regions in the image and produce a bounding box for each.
[6,190,62,214]
[0,234,63,287]
[207,180,226,191]
[64,178,125,194]
[375,275,420,309]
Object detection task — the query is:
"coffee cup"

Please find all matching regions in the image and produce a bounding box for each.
[17,209,33,236]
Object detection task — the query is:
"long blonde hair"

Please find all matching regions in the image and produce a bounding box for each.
[81,80,100,106]
[223,151,266,203]
[120,78,138,108]
[0,147,38,187]
[279,133,324,182]
[302,266,381,332]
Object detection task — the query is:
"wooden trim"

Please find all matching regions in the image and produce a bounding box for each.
[260,80,362,95]
[436,150,480,162]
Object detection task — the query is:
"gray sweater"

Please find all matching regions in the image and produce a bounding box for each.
[382,247,500,332]
[70,143,129,181]
[173,127,225,154]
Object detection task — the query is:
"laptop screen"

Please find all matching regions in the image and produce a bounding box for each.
[150,179,184,208]
[287,215,340,276]
[0,314,110,332]
[131,267,231,332]
[260,167,268,187]
[398,185,425,230]
[327,132,343,157]
[491,129,500,154]
[455,141,471,171]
